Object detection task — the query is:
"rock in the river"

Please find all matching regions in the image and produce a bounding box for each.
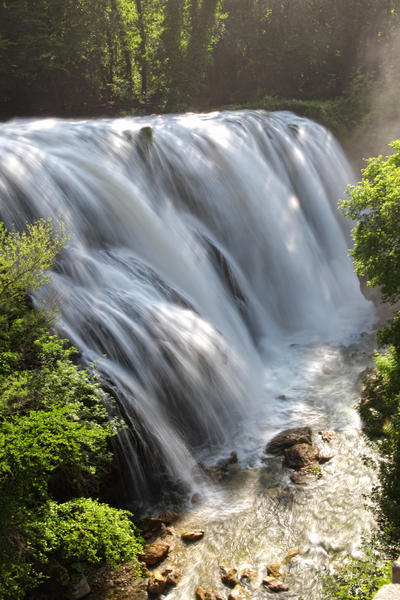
[138,517,164,539]
[148,572,168,596]
[228,584,249,599]
[265,427,312,454]
[195,586,225,600]
[142,540,170,566]
[240,568,257,582]
[181,529,204,542]
[159,510,180,524]
[284,443,319,469]
[290,464,322,484]
[148,568,182,596]
[284,547,300,562]
[221,566,239,587]
[266,563,283,579]
[163,567,182,587]
[318,430,337,443]
[202,451,241,481]
[262,577,289,592]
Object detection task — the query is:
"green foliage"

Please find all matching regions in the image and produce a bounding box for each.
[323,548,391,600]
[341,141,400,303]
[0,221,143,600]
[29,498,144,569]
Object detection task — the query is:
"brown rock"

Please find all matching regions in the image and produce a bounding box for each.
[181,529,204,542]
[318,454,333,464]
[221,566,239,588]
[159,510,180,524]
[262,577,289,592]
[195,587,225,600]
[290,465,322,484]
[139,517,164,539]
[318,430,337,442]
[142,540,170,566]
[284,443,319,469]
[266,563,282,579]
[228,584,249,599]
[265,427,312,455]
[162,567,182,587]
[148,572,168,596]
[239,568,257,581]
[284,547,300,562]
[191,492,201,504]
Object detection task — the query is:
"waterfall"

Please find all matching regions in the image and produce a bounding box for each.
[0,110,374,508]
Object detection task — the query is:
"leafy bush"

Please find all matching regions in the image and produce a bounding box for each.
[0,221,143,600]
[323,549,391,600]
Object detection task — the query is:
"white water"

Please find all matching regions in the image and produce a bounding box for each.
[0,110,377,596]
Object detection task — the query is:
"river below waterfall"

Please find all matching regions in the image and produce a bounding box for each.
[0,109,379,598]
[162,333,378,600]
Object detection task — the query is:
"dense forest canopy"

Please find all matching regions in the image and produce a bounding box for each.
[0,0,399,120]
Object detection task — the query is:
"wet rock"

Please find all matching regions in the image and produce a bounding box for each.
[284,443,319,469]
[265,427,312,455]
[262,577,289,592]
[66,574,91,600]
[290,464,322,484]
[318,454,333,464]
[221,566,239,588]
[148,568,182,596]
[142,540,170,566]
[191,492,201,504]
[138,517,164,539]
[318,430,337,443]
[264,487,286,499]
[266,564,283,579]
[163,567,182,587]
[217,451,238,468]
[202,452,240,481]
[195,586,225,600]
[228,584,249,599]
[148,572,168,596]
[240,568,257,582]
[159,510,180,524]
[284,547,300,562]
[181,529,204,542]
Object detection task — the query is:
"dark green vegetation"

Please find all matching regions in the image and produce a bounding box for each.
[0,221,143,600]
[324,143,400,598]
[342,141,400,540]
[0,0,399,141]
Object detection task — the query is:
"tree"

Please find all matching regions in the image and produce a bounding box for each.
[0,221,143,600]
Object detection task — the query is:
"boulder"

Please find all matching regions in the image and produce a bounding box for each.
[195,586,225,600]
[265,427,312,455]
[266,563,282,579]
[142,540,170,566]
[148,572,168,596]
[181,529,204,542]
[159,510,180,524]
[138,517,164,539]
[228,584,249,599]
[239,568,257,582]
[290,465,322,484]
[147,567,182,596]
[202,452,241,481]
[220,566,239,588]
[262,577,289,592]
[284,443,319,469]
[163,567,182,587]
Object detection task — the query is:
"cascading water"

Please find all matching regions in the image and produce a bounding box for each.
[0,110,377,596]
